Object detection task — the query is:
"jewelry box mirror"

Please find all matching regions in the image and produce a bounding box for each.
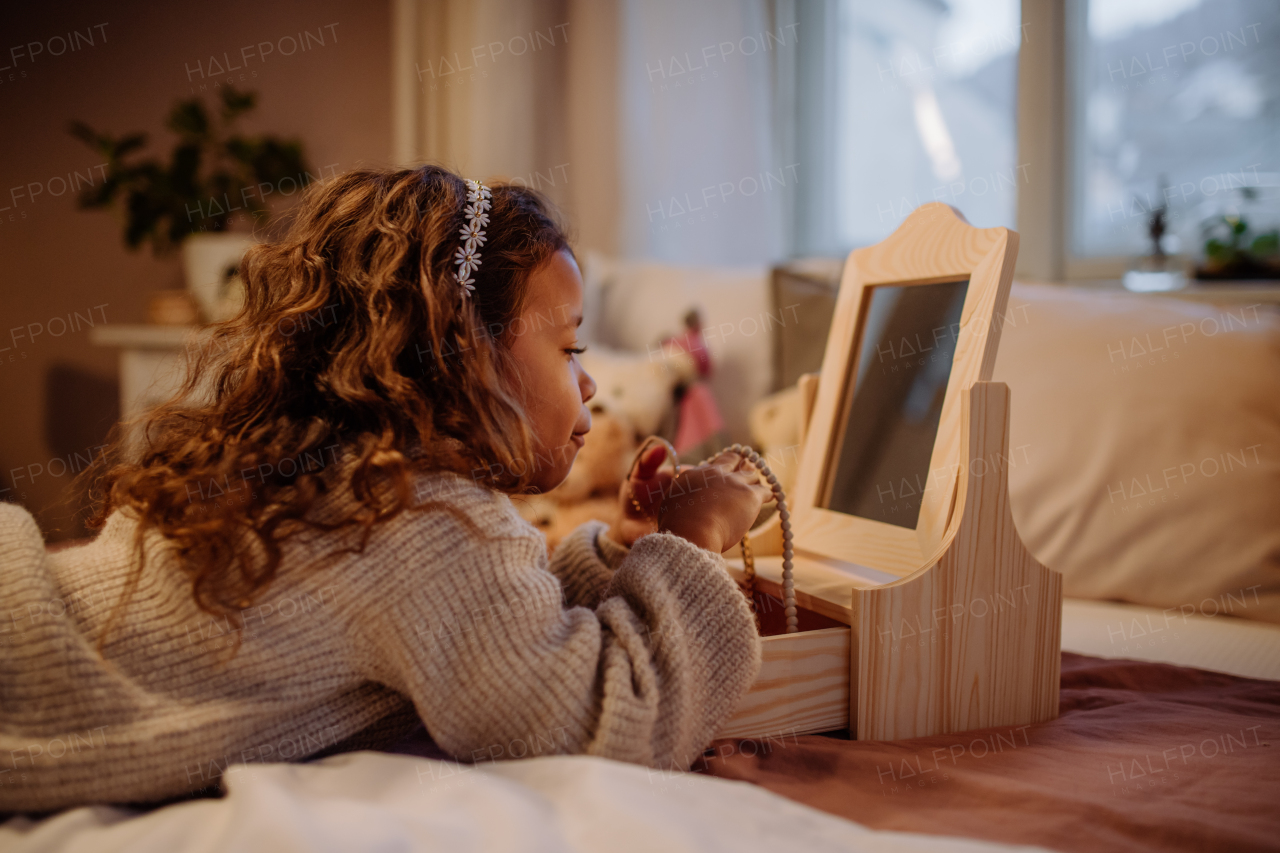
[720,202,1062,741]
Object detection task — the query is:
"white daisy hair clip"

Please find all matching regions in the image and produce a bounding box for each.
[454,178,492,298]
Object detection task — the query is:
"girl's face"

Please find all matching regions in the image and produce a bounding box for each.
[505,249,597,493]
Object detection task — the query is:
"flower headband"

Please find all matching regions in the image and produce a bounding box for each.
[454,179,491,298]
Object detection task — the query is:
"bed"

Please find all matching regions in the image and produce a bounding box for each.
[696,600,1280,853]
[680,269,1280,851]
[6,271,1278,852]
[3,601,1276,853]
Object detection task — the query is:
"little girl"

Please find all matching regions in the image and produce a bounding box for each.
[0,165,771,813]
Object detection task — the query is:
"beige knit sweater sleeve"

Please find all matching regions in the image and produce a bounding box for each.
[0,471,761,812]
[349,476,762,771]
[545,520,630,608]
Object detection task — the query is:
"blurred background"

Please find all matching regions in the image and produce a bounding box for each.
[1,0,1276,540]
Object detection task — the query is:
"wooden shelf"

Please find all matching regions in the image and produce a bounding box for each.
[1062,278,1280,304]
[89,324,208,349]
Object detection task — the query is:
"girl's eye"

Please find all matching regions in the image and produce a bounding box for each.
[566,345,588,356]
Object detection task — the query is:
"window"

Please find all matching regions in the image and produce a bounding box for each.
[796,0,1022,255]
[1069,0,1278,259]
[795,0,1280,277]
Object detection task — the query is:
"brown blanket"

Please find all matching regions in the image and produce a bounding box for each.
[693,653,1280,853]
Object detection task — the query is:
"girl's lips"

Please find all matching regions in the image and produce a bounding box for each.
[570,433,586,448]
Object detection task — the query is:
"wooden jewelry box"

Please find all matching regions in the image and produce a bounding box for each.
[719,203,1062,742]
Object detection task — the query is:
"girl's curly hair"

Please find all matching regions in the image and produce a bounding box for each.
[87,165,569,634]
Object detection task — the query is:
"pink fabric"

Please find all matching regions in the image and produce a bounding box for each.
[695,653,1280,853]
[674,383,724,454]
[666,329,712,377]
[665,327,724,454]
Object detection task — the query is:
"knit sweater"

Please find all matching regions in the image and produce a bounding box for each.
[0,470,761,813]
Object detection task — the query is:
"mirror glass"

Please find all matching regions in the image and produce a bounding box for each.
[823,279,969,528]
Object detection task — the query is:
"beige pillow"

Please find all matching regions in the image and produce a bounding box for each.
[992,283,1280,624]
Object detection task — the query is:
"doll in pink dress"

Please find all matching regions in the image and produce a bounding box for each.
[663,309,729,460]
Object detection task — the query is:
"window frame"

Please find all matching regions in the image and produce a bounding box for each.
[792,0,1142,280]
[1016,0,1183,281]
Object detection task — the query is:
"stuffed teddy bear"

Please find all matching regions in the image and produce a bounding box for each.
[514,407,637,550]
[514,343,697,550]
[550,404,635,505]
[748,384,803,497]
[577,344,696,438]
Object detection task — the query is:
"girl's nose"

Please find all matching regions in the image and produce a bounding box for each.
[579,365,597,403]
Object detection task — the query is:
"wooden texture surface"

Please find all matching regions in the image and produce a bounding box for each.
[853,382,1061,740]
[722,208,1058,745]
[797,371,820,442]
[725,556,856,624]
[791,203,1019,575]
[717,627,850,739]
[726,384,1061,742]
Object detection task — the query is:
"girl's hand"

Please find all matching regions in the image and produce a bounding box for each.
[608,443,675,548]
[658,450,774,554]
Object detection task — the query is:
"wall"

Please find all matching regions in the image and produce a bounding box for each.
[0,0,392,540]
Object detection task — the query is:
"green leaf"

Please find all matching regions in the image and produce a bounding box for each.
[221,86,257,123]
[67,120,104,149]
[169,143,203,199]
[77,173,121,208]
[224,135,256,164]
[123,190,161,251]
[258,139,309,184]
[168,99,210,139]
[1250,230,1279,257]
[69,86,310,250]
[113,133,147,159]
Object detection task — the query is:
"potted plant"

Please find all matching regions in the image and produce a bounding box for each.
[1197,212,1280,281]
[70,86,313,320]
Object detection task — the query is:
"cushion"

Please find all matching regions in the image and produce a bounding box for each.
[579,252,773,444]
[992,284,1280,624]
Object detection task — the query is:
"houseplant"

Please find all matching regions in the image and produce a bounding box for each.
[70,86,313,320]
[1197,212,1280,281]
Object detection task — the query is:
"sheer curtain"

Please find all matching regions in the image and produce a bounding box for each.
[612,0,796,263]
[391,0,798,265]
[391,0,573,210]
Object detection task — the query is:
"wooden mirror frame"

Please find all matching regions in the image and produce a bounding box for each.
[721,204,1059,742]
[791,203,1019,576]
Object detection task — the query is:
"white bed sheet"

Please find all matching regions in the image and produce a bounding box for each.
[6,597,1274,853]
[1060,596,1280,681]
[1,751,1047,853]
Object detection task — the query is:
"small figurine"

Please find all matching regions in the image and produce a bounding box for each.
[661,308,729,461]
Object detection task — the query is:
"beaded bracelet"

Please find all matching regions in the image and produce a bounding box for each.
[626,436,798,633]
